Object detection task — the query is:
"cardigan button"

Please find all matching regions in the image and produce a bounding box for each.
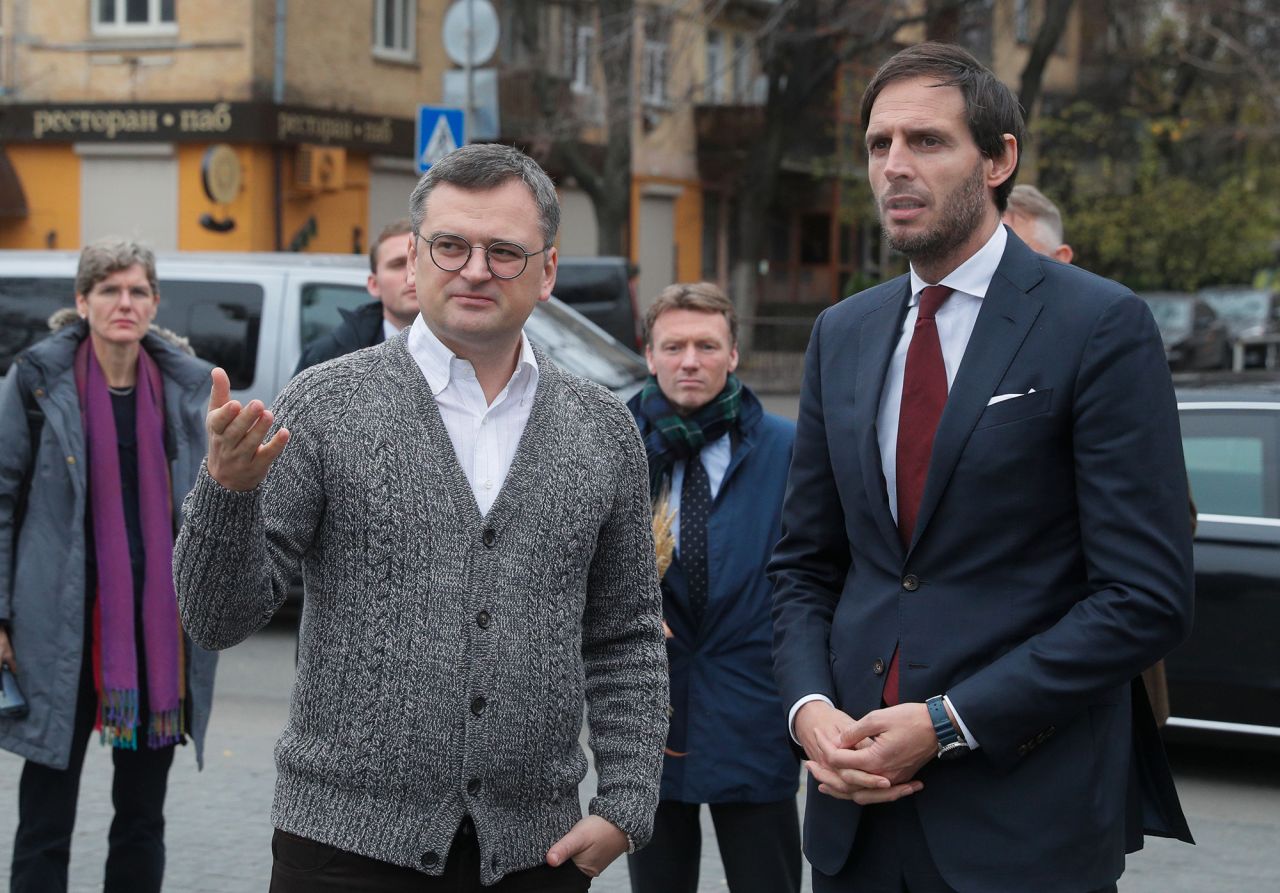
[467,777,482,795]
[471,696,487,716]
[421,851,439,868]
[476,610,491,629]
[482,529,496,548]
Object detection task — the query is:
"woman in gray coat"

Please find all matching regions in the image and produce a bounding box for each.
[0,239,218,893]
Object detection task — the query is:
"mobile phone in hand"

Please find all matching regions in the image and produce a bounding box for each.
[0,667,28,719]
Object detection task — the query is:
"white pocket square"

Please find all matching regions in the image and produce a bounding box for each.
[987,388,1036,406]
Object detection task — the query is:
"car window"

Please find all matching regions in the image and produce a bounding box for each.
[524,299,648,391]
[156,281,264,390]
[0,276,74,374]
[1201,289,1268,328]
[0,276,263,390]
[299,283,372,351]
[1181,408,1280,519]
[1141,297,1192,331]
[553,262,628,307]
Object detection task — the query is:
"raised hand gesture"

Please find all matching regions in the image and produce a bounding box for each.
[205,368,290,492]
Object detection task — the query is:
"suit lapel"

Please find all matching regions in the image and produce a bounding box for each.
[908,246,1045,554]
[856,281,912,558]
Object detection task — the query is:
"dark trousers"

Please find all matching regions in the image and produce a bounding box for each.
[10,673,175,893]
[269,818,592,892]
[812,799,1118,893]
[626,798,801,893]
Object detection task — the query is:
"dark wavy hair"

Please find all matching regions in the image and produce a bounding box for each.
[860,42,1025,212]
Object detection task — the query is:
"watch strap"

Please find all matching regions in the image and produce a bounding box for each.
[926,695,963,752]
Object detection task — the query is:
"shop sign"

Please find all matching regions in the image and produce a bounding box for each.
[0,102,414,154]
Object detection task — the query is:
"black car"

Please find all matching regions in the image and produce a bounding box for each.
[1170,380,1280,737]
[552,256,641,351]
[1139,292,1231,371]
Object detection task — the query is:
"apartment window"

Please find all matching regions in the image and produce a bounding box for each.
[374,0,415,61]
[566,20,594,93]
[499,2,537,67]
[1014,0,1033,44]
[93,0,177,34]
[641,9,672,107]
[705,30,725,103]
[732,34,752,101]
[643,39,668,105]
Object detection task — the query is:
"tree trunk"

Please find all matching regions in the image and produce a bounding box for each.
[1018,0,1076,118]
[732,0,979,347]
[516,0,634,257]
[731,2,831,351]
[586,0,634,255]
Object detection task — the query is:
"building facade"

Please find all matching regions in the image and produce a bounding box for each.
[0,0,444,253]
[0,0,1092,320]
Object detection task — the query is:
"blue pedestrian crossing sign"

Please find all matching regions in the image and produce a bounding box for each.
[416,106,465,174]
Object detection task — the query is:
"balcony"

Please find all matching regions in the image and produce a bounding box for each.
[695,101,837,182]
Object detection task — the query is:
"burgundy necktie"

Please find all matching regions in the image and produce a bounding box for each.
[883,284,953,706]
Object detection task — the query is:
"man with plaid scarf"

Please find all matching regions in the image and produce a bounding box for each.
[626,282,800,893]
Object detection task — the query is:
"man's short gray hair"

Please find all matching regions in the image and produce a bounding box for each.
[1006,184,1066,247]
[75,238,158,297]
[408,144,561,249]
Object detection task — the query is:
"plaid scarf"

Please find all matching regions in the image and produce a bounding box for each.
[634,374,743,498]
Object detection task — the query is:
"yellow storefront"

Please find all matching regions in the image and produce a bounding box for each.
[0,101,417,255]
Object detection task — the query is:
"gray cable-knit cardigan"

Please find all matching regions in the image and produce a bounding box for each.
[172,333,668,884]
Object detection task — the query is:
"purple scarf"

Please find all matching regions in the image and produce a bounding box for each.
[75,338,185,750]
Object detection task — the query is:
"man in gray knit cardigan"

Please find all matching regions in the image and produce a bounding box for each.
[173,144,669,891]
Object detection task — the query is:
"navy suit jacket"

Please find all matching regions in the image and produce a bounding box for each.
[770,229,1194,892]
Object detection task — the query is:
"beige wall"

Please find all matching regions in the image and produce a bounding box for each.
[557,187,600,257]
[9,0,255,101]
[4,0,450,114]
[250,0,278,97]
[633,1,703,182]
[285,1,447,117]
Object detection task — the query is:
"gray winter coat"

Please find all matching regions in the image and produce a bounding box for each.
[0,315,218,770]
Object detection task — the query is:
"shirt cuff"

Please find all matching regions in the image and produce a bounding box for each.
[788,694,834,744]
[943,694,979,750]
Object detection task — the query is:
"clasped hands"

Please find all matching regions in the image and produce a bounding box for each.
[794,700,941,805]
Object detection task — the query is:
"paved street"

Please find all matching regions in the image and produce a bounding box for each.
[3,391,1279,890]
[2,621,1278,891]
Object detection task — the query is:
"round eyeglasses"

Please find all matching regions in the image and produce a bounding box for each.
[417,232,548,280]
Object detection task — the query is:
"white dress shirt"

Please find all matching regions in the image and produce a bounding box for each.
[666,433,732,550]
[405,315,539,516]
[789,224,1009,750]
[382,318,403,342]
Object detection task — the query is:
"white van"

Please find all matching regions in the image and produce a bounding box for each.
[0,251,648,405]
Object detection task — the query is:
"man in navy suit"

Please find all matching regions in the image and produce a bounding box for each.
[770,42,1194,893]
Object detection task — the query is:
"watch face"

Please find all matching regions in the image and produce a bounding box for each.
[938,741,968,761]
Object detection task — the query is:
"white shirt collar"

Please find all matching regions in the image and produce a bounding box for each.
[382,318,402,342]
[908,222,1008,304]
[406,314,539,397]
